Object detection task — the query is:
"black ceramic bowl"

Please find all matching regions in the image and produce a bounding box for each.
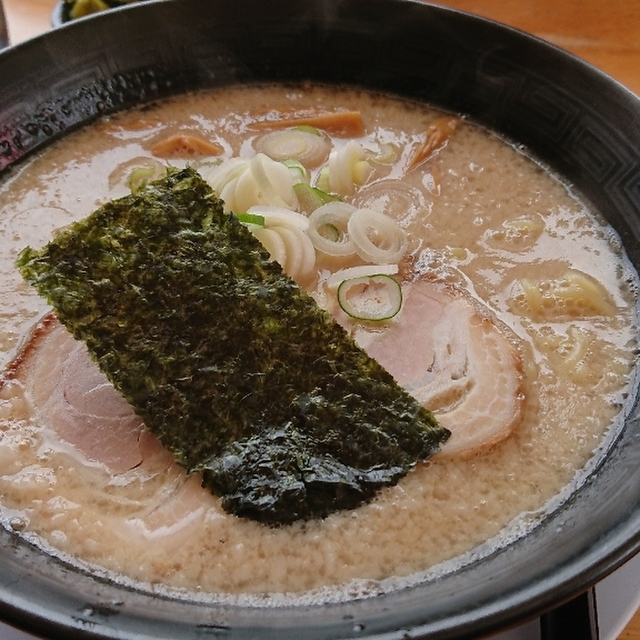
[1,1,640,638]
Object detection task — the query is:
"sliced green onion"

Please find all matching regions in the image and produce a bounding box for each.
[232,167,262,211]
[347,207,407,264]
[253,128,331,169]
[199,157,250,212]
[294,182,341,214]
[293,125,323,136]
[315,166,331,193]
[283,159,309,184]
[318,223,340,242]
[109,156,167,193]
[337,274,402,321]
[245,205,317,281]
[247,205,309,230]
[371,141,399,165]
[200,157,248,192]
[128,167,158,193]
[307,202,356,257]
[235,212,266,227]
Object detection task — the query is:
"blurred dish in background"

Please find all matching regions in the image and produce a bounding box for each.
[51,0,145,26]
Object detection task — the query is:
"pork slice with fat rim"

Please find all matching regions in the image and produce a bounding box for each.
[349,280,526,458]
[5,313,217,549]
[6,313,145,473]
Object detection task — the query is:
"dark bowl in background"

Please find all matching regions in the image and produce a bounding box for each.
[1,0,640,638]
[50,0,149,28]
[51,1,73,27]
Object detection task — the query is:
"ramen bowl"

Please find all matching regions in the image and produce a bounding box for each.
[1,0,640,638]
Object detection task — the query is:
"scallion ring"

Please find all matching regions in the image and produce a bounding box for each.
[337,274,402,321]
[307,202,356,257]
[347,207,408,264]
[108,156,166,192]
[253,128,331,169]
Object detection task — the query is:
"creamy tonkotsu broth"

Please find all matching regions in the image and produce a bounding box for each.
[0,84,637,602]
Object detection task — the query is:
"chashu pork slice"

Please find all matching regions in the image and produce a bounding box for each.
[6,313,216,550]
[6,313,145,474]
[348,279,526,458]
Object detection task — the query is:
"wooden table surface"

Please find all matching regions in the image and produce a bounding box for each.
[2,0,640,638]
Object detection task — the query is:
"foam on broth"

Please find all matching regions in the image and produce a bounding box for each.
[0,84,637,604]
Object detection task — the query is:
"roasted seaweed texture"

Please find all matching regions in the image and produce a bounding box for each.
[17,167,449,525]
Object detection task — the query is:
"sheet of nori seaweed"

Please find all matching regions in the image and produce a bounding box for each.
[17,166,449,525]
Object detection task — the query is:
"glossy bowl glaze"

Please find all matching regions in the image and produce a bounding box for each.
[1,0,640,638]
